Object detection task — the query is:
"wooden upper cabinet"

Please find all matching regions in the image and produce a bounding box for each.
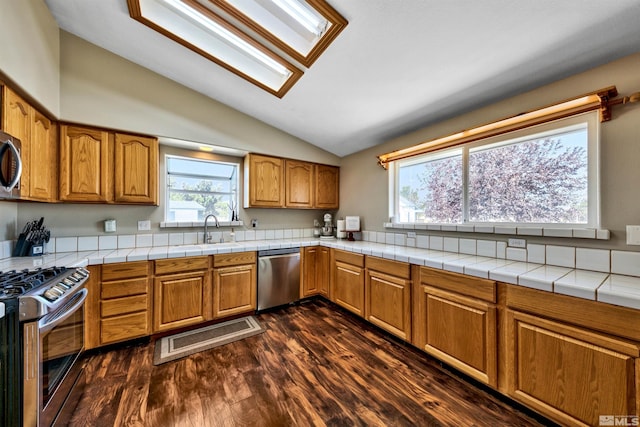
[29,111,57,201]
[114,133,158,205]
[1,87,31,196]
[245,154,285,207]
[245,153,339,209]
[59,124,112,202]
[59,125,158,205]
[2,86,58,201]
[285,159,314,208]
[315,164,339,209]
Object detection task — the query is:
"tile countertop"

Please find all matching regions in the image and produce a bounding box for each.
[1,238,640,311]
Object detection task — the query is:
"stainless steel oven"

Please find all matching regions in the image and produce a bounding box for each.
[0,266,89,427]
[0,130,22,199]
[23,288,87,427]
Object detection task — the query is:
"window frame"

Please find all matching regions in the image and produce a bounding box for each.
[165,154,240,224]
[390,112,600,229]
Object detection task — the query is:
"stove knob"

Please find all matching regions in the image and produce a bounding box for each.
[56,282,71,290]
[71,273,83,281]
[68,274,80,282]
[43,289,60,301]
[54,284,68,294]
[63,278,74,286]
[50,286,65,296]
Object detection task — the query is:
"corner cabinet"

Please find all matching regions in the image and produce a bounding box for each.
[244,153,339,209]
[59,124,158,205]
[1,86,57,201]
[301,246,330,298]
[413,267,498,387]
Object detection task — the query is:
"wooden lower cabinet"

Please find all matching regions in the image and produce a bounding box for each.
[153,257,211,332]
[301,246,330,297]
[331,250,365,316]
[507,309,639,426]
[212,252,257,318]
[85,261,151,349]
[413,267,498,387]
[365,257,411,341]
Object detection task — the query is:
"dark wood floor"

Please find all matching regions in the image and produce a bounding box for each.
[65,299,552,427]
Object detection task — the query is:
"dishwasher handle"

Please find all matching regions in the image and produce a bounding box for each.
[258,248,300,257]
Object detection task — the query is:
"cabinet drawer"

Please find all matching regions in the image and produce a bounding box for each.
[155,256,209,275]
[419,266,496,303]
[214,251,256,267]
[101,261,149,281]
[101,277,149,299]
[334,249,364,267]
[101,294,148,317]
[366,256,410,279]
[101,312,149,344]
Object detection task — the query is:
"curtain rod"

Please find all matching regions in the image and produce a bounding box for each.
[377,86,640,169]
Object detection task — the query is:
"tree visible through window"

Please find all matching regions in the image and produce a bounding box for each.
[394,115,597,226]
[166,155,238,222]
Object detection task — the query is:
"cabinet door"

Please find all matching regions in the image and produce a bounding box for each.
[59,125,112,202]
[213,263,256,318]
[114,133,158,204]
[315,164,339,209]
[506,310,639,426]
[29,111,56,201]
[1,87,31,196]
[414,285,497,386]
[366,270,411,341]
[285,159,314,208]
[332,261,365,316]
[302,246,319,297]
[154,271,210,332]
[245,154,284,207]
[317,246,330,296]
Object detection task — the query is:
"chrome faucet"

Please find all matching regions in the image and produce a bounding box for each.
[203,214,220,243]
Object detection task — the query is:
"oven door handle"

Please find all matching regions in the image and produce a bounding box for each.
[38,289,87,335]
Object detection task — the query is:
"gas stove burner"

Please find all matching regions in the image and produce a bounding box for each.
[0,266,70,301]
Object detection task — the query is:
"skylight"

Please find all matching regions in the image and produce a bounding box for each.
[127,0,347,97]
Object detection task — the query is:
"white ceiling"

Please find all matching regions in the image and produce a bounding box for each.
[45,0,640,157]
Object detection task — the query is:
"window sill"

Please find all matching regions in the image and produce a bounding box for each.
[383,223,610,240]
[161,221,244,228]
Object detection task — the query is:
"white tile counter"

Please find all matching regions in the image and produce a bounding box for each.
[2,238,640,311]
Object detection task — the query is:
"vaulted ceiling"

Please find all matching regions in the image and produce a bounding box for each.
[45,0,640,157]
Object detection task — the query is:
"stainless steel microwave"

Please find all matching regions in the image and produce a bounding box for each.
[0,130,22,199]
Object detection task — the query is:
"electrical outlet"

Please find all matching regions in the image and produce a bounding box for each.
[407,232,417,238]
[251,219,258,228]
[627,225,640,245]
[138,220,151,231]
[508,238,526,248]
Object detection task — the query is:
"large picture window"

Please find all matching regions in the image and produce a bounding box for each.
[391,112,600,227]
[166,155,239,222]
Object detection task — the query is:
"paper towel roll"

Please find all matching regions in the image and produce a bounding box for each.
[336,219,346,238]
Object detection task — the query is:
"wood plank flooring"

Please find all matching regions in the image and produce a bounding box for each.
[64,299,553,426]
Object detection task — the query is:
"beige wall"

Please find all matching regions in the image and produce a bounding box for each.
[338,53,640,251]
[0,0,60,115]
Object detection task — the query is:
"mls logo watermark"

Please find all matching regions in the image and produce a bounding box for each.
[600,415,640,426]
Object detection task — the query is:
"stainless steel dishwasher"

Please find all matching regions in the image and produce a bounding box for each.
[257,248,300,311]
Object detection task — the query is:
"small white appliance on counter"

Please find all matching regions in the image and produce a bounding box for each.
[345,216,360,241]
